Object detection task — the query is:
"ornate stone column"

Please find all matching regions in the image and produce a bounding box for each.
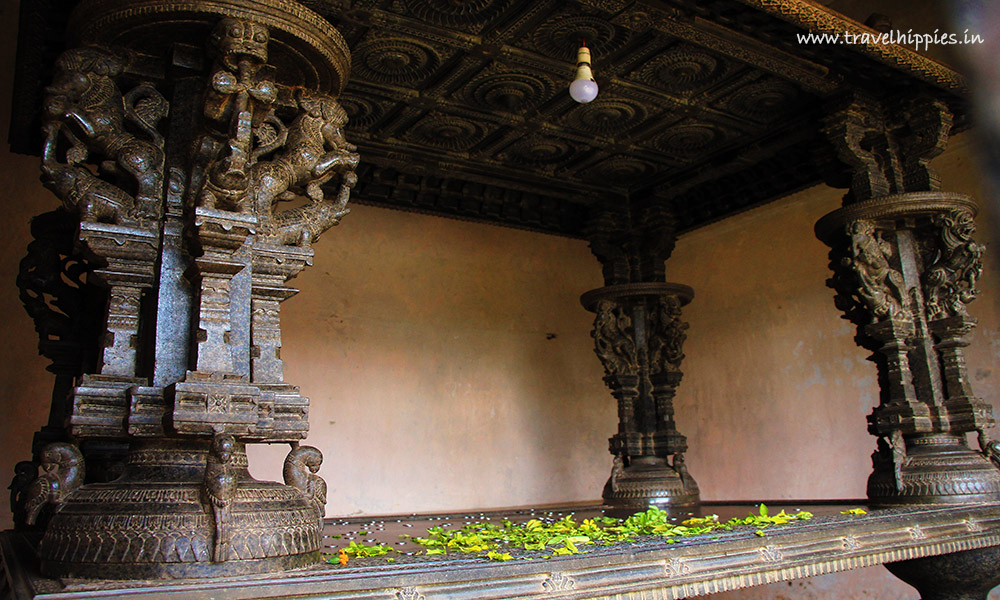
[582,204,699,514]
[10,0,357,579]
[816,91,1000,506]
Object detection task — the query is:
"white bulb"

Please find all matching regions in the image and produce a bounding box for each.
[570,77,599,103]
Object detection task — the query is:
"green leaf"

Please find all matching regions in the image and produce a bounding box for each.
[759,504,768,518]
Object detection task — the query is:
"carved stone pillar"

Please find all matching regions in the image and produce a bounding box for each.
[11,0,357,579]
[816,91,1000,506]
[582,204,699,514]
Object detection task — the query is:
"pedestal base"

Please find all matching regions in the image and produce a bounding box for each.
[885,547,1000,600]
[602,456,699,515]
[868,434,1000,506]
[38,439,321,579]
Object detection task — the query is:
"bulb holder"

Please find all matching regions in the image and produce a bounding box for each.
[569,45,598,103]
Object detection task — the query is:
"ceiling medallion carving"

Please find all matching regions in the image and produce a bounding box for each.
[637,45,726,93]
[501,135,576,168]
[404,113,485,151]
[531,14,628,62]
[400,0,512,29]
[338,93,385,130]
[720,77,801,122]
[462,70,555,114]
[652,121,728,157]
[565,98,648,135]
[586,156,655,184]
[352,36,441,86]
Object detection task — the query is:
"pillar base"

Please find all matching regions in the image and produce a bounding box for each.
[603,456,700,515]
[38,439,321,579]
[868,434,1000,506]
[885,547,1000,600]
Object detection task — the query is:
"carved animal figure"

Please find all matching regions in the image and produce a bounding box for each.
[43,46,165,216]
[846,220,907,321]
[272,172,356,246]
[23,443,85,526]
[283,445,327,531]
[40,150,135,223]
[254,89,360,218]
[924,210,984,319]
[204,434,238,562]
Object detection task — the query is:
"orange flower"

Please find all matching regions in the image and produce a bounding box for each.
[338,549,349,565]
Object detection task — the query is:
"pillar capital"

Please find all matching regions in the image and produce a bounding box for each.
[821,91,953,205]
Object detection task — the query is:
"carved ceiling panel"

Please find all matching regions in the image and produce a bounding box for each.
[9,0,970,237]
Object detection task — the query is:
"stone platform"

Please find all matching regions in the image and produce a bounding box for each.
[3,501,1000,599]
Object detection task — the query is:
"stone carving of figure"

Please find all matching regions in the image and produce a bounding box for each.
[40,132,136,223]
[255,89,359,210]
[673,453,693,487]
[283,445,327,531]
[609,455,625,493]
[8,461,38,529]
[204,433,238,562]
[845,220,908,321]
[201,17,277,204]
[592,299,637,378]
[254,89,360,245]
[924,209,984,319]
[648,296,687,374]
[42,46,166,219]
[22,443,85,526]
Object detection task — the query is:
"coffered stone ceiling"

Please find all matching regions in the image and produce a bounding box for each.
[10,0,970,237]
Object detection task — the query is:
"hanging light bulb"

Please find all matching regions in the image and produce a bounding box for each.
[569,39,599,103]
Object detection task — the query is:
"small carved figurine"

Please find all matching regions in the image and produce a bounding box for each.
[204,433,238,562]
[8,461,38,528]
[22,443,85,526]
[609,454,625,493]
[592,299,637,378]
[889,430,908,493]
[846,220,908,321]
[648,296,687,374]
[673,453,691,484]
[283,445,327,531]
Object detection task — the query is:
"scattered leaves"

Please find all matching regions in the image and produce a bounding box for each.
[841,508,867,515]
[329,505,814,566]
